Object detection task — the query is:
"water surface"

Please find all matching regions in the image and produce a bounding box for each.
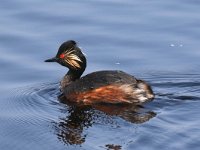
[0,0,200,150]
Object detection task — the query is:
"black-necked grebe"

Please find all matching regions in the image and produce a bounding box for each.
[45,40,154,104]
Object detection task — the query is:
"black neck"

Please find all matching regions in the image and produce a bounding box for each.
[66,69,85,81]
[60,69,85,91]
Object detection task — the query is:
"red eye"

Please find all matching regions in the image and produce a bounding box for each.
[59,54,65,59]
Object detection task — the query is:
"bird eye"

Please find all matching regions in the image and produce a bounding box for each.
[59,54,65,59]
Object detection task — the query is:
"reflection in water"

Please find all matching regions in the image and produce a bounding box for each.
[93,104,156,124]
[54,97,156,145]
[54,105,93,145]
[105,144,122,150]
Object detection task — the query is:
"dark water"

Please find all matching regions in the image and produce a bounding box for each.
[0,0,200,149]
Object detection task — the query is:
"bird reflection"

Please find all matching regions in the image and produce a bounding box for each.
[93,104,156,124]
[54,105,93,145]
[54,96,156,145]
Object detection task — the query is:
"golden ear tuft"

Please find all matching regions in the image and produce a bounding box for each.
[64,49,83,69]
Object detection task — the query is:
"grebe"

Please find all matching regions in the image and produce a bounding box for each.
[45,40,154,104]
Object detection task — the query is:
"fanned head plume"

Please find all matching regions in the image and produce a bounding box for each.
[63,48,83,69]
[45,40,86,72]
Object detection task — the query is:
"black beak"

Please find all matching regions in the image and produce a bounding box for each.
[44,57,58,62]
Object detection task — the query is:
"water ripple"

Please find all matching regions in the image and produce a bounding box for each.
[1,73,200,149]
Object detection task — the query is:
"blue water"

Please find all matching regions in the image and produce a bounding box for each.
[0,0,200,150]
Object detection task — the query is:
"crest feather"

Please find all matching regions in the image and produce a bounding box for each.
[63,48,83,69]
